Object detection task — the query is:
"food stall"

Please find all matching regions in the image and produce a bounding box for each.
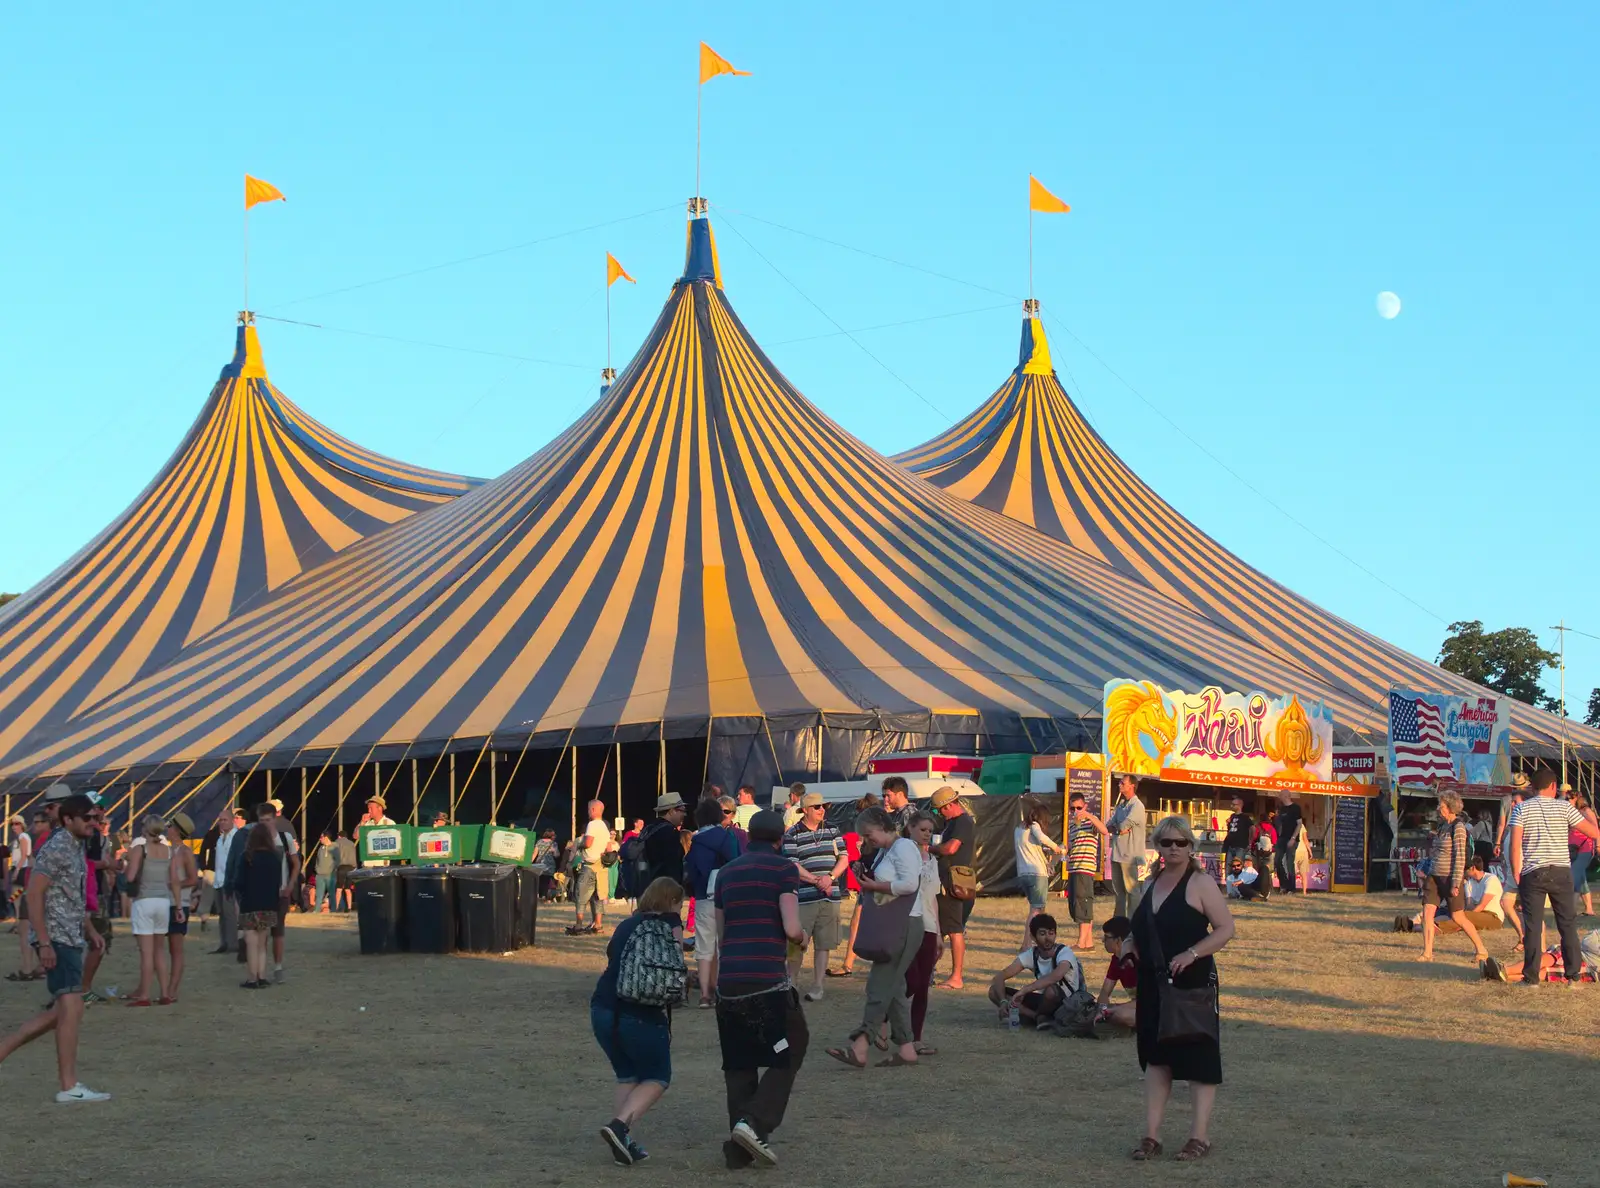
[1102,679,1381,892]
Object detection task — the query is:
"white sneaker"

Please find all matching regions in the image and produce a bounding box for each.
[804,988,823,1003]
[56,1083,111,1104]
[731,1120,777,1167]
[273,967,285,984]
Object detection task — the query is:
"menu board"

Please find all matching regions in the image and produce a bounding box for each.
[1067,766,1104,818]
[1331,795,1367,892]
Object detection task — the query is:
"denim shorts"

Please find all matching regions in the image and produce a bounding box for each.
[591,1004,672,1086]
[1019,874,1050,910]
[45,943,85,1000]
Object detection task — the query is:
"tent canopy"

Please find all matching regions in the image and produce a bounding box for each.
[3,219,1387,791]
[0,318,479,766]
[896,311,1599,756]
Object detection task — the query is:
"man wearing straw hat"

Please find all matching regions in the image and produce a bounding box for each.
[357,795,395,869]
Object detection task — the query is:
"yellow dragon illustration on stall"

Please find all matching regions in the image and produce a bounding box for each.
[1261,694,1325,781]
[1105,681,1177,776]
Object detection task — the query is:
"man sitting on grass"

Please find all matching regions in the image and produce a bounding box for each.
[987,913,1083,1029]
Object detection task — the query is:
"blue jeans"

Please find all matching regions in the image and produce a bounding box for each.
[45,943,85,1000]
[315,874,336,911]
[1019,874,1049,910]
[591,1004,672,1086]
[1573,851,1594,893]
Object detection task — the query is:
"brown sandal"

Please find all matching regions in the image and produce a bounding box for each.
[1175,1139,1211,1161]
[1131,1138,1163,1161]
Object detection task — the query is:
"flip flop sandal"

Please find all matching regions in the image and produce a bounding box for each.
[1175,1139,1212,1162]
[1130,1138,1163,1161]
[824,969,851,978]
[157,997,176,1006]
[125,999,152,1008]
[871,1031,890,1051]
[913,1044,939,1056]
[824,1047,868,1069]
[876,1054,918,1068]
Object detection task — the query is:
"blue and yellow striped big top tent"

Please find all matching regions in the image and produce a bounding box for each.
[2,219,1389,800]
[896,310,1598,756]
[0,318,479,770]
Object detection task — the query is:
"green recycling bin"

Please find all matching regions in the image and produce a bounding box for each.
[480,825,534,866]
[358,823,414,865]
[452,825,484,862]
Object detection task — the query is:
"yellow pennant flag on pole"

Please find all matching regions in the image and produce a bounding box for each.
[244,175,286,210]
[1028,175,1070,213]
[606,253,635,287]
[699,42,750,84]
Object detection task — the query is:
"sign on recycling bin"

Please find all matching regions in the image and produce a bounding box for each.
[482,828,530,865]
[414,829,456,864]
[362,827,408,862]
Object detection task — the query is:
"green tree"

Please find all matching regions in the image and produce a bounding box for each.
[1586,688,1600,729]
[1437,620,1560,712]
[0,593,14,609]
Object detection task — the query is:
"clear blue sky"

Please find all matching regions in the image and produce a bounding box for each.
[2,2,1596,711]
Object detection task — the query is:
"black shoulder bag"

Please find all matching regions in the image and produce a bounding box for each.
[1143,889,1220,1045]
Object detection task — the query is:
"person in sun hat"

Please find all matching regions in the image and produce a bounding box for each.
[357,794,395,869]
[929,785,976,989]
[637,794,688,891]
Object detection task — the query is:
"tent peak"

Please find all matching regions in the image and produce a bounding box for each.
[682,207,723,288]
[1017,305,1053,376]
[220,312,267,381]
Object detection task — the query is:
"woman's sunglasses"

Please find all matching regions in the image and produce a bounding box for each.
[1158,838,1192,849]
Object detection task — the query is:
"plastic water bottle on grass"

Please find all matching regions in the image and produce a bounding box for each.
[1008,1004,1021,1031]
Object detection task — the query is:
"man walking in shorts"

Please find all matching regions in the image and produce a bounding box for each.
[714,811,807,1169]
[0,794,110,1102]
[569,800,614,936]
[781,793,847,1002]
[930,786,976,989]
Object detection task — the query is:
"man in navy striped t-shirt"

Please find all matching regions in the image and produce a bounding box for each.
[1510,768,1599,983]
[713,811,807,1169]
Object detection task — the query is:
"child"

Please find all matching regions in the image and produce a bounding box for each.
[1094,915,1137,1029]
[987,913,1083,1028]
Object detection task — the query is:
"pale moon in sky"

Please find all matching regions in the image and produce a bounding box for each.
[1376,291,1402,320]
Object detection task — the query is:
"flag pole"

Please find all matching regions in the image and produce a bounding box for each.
[606,269,612,373]
[1028,203,1034,302]
[695,81,703,206]
[243,206,250,315]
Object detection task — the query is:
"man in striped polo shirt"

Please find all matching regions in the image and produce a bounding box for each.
[1066,793,1109,951]
[781,793,848,1003]
[714,811,807,1169]
[1509,768,1599,984]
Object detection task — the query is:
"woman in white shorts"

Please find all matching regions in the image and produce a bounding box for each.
[123,815,176,1006]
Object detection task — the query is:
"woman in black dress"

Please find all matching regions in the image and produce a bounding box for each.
[1130,815,1235,1162]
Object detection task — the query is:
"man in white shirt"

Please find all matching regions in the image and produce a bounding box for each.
[569,800,615,935]
[1401,853,1505,938]
[211,808,246,955]
[356,796,396,868]
[781,784,806,829]
[1225,857,1263,900]
[733,786,760,831]
[986,913,1084,1028]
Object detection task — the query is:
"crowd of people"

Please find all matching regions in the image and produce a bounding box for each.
[582,775,1233,1166]
[0,787,308,1102]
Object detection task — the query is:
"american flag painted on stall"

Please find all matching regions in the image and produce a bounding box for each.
[1389,691,1455,785]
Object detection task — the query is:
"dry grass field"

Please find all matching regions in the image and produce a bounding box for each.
[1,890,1594,1187]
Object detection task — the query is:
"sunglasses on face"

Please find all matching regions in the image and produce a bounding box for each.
[1158,838,1192,849]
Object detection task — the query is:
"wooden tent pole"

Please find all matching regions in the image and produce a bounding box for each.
[490,751,498,825]
[448,753,457,825]
[411,759,419,825]
[569,746,577,844]
[335,766,346,835]
[615,741,622,826]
